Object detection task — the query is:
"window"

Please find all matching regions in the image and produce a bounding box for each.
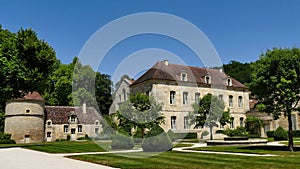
[229,95,233,107]
[195,93,200,104]
[184,116,189,129]
[227,78,232,86]
[123,89,126,101]
[183,92,188,105]
[238,96,243,108]
[25,108,31,114]
[95,128,99,134]
[230,117,234,129]
[46,120,52,126]
[70,115,77,123]
[71,128,76,134]
[64,125,68,133]
[292,114,297,130]
[218,94,223,101]
[205,76,210,84]
[78,125,83,133]
[95,120,99,125]
[119,94,122,102]
[170,91,176,104]
[171,116,176,129]
[47,132,51,138]
[240,117,244,127]
[181,73,187,81]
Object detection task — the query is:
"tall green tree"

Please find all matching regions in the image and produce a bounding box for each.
[0,26,56,108]
[223,60,253,85]
[187,93,231,140]
[0,26,56,132]
[117,93,164,137]
[250,48,300,151]
[95,72,112,115]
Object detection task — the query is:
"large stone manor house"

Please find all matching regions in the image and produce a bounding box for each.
[5,92,102,143]
[112,60,250,134]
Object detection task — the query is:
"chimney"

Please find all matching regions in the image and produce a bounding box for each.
[82,103,86,114]
[163,60,168,66]
[219,68,223,73]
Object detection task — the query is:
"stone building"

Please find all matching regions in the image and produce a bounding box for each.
[109,76,134,114]
[247,99,300,137]
[130,60,250,134]
[5,92,102,143]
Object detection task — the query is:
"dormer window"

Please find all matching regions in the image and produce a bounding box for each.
[205,75,210,84]
[69,115,77,123]
[46,120,52,126]
[227,77,232,86]
[181,72,187,81]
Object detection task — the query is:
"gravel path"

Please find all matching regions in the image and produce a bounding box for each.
[0,147,117,169]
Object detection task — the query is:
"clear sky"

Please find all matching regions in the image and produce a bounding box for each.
[1,0,300,82]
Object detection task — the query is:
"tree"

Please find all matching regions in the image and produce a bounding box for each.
[0,26,56,109]
[250,48,300,151]
[117,93,164,137]
[187,93,231,140]
[95,72,112,115]
[0,26,57,132]
[223,60,253,85]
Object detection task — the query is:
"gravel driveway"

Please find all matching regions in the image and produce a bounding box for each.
[0,147,116,169]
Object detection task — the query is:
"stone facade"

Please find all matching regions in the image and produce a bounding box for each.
[130,61,250,134]
[109,77,133,114]
[4,92,102,143]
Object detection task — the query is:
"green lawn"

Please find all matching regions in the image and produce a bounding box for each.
[173,143,194,148]
[68,150,300,169]
[0,141,109,153]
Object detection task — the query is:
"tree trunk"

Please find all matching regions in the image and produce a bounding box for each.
[210,126,213,140]
[287,112,294,152]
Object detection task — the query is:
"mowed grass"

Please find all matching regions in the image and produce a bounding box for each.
[0,141,109,153]
[69,150,300,169]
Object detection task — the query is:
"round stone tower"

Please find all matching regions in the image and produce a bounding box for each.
[5,92,45,143]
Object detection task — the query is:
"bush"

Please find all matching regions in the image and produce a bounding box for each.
[0,133,16,144]
[266,131,275,138]
[0,139,16,144]
[274,126,288,141]
[245,116,263,134]
[293,130,300,137]
[142,125,173,152]
[111,133,134,149]
[67,134,71,141]
[223,127,248,137]
[167,129,176,141]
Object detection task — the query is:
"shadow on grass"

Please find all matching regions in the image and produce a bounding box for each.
[239,145,300,152]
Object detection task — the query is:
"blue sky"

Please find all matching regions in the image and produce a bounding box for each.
[1,0,300,82]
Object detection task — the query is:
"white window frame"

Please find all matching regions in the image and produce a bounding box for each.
[195,92,200,104]
[238,96,243,108]
[170,91,176,104]
[229,95,233,107]
[63,125,68,133]
[183,92,188,105]
[181,73,188,81]
[171,116,176,130]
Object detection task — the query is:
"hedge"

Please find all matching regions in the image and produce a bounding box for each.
[142,126,173,152]
[167,130,197,141]
[111,133,134,149]
[0,133,16,144]
[267,130,300,138]
[274,126,288,141]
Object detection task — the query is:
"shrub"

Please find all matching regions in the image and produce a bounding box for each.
[274,126,288,141]
[223,127,248,137]
[266,131,275,138]
[0,133,16,144]
[111,133,134,149]
[245,116,263,134]
[0,139,16,144]
[167,129,176,141]
[142,125,173,152]
[293,130,300,137]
